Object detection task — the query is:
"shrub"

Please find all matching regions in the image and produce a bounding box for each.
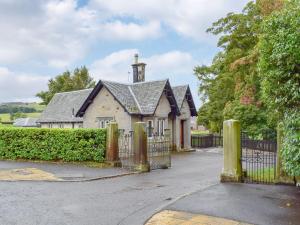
[0,128,106,162]
[282,110,300,176]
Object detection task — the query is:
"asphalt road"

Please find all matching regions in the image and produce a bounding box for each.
[167,183,300,225]
[0,149,223,225]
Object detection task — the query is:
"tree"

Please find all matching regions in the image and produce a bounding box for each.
[258,0,300,175]
[10,112,27,121]
[194,0,284,134]
[195,1,263,133]
[37,66,96,105]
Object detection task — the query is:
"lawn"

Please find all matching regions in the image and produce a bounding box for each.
[0,123,13,128]
[0,112,41,122]
[191,130,210,136]
[248,167,275,183]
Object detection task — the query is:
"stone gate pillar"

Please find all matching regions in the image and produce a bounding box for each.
[133,122,150,172]
[220,119,242,182]
[106,121,120,165]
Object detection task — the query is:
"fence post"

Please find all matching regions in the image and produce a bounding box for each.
[133,122,150,172]
[106,121,120,166]
[275,123,294,184]
[220,119,242,182]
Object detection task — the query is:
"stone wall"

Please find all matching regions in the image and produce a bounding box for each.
[83,87,132,131]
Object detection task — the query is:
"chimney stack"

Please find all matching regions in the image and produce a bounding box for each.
[132,54,146,83]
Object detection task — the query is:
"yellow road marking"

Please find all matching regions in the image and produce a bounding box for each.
[146,210,252,225]
[0,168,61,181]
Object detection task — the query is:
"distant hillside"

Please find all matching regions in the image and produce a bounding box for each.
[0,102,45,113]
[0,102,45,122]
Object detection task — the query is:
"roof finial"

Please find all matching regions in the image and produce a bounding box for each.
[134,53,139,64]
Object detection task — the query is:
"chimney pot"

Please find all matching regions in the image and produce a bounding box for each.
[134,53,139,64]
[132,54,146,83]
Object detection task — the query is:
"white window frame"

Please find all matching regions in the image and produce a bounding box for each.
[97,117,113,128]
[157,118,166,136]
[160,120,165,136]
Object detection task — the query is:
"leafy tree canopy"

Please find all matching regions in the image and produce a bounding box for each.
[258,0,300,175]
[37,66,95,105]
[194,0,284,135]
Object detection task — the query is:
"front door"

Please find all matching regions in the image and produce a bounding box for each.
[180,120,184,148]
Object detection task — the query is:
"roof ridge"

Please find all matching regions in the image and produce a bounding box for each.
[101,79,168,86]
[173,84,188,88]
[56,88,93,95]
[127,86,142,113]
[130,79,168,86]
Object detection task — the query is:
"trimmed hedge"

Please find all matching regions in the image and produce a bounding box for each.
[0,128,106,162]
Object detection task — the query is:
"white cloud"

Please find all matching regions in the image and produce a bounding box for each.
[0,0,162,68]
[90,49,196,81]
[0,0,248,68]
[89,49,200,107]
[90,49,139,82]
[99,21,161,41]
[90,0,249,41]
[0,67,49,103]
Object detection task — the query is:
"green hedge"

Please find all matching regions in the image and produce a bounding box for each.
[0,128,106,162]
[282,110,300,176]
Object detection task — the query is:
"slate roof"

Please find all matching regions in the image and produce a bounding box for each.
[76,79,180,117]
[38,79,196,123]
[172,85,197,117]
[129,80,169,114]
[172,85,188,109]
[37,89,92,123]
[13,118,38,127]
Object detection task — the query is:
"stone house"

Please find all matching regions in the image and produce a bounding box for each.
[37,55,197,150]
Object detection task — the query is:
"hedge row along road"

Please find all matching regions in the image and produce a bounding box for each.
[0,128,106,162]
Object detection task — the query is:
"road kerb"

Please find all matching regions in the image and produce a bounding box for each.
[146,210,252,225]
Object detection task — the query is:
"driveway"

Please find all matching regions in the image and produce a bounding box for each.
[161,183,300,225]
[0,148,223,225]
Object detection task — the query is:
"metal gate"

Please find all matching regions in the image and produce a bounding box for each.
[241,131,277,184]
[118,130,171,171]
[118,130,135,170]
[147,133,171,170]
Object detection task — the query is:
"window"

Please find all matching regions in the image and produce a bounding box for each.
[147,120,153,137]
[48,123,52,128]
[100,120,105,128]
[59,123,64,128]
[160,120,165,136]
[157,119,166,136]
[97,117,113,128]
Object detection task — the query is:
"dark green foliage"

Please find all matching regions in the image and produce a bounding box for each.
[259,0,300,114]
[282,110,300,176]
[259,0,300,175]
[37,66,96,105]
[0,128,106,162]
[223,101,268,136]
[194,1,270,133]
[0,105,37,114]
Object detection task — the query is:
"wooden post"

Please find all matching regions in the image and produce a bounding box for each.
[133,122,150,172]
[220,119,242,182]
[106,122,120,166]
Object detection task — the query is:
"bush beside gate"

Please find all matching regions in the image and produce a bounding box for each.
[0,128,106,162]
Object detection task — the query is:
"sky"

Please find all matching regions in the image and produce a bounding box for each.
[0,0,249,108]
